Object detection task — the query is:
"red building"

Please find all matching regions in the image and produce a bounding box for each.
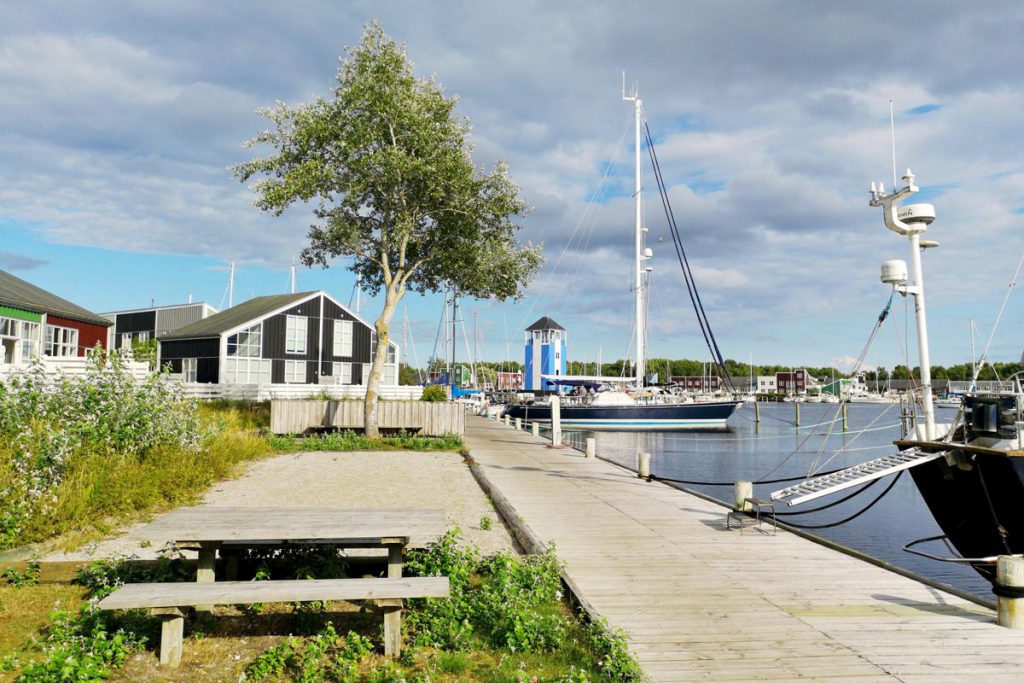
[670,376,724,392]
[777,369,809,395]
[496,371,523,391]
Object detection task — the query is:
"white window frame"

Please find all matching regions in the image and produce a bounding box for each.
[362,363,372,385]
[285,359,306,384]
[227,323,262,358]
[182,358,197,383]
[286,315,307,354]
[19,321,39,362]
[333,320,353,357]
[45,325,78,357]
[333,362,352,385]
[223,357,271,384]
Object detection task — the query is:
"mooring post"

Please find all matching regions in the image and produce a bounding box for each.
[531,421,540,436]
[503,414,510,426]
[514,417,521,430]
[734,480,753,511]
[795,401,801,429]
[842,403,849,432]
[638,451,651,479]
[755,397,760,425]
[585,437,595,459]
[996,555,1024,629]
[550,395,562,446]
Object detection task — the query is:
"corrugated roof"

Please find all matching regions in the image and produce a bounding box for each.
[526,316,566,331]
[0,269,112,326]
[161,292,314,340]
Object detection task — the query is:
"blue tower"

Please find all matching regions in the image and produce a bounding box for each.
[524,316,567,392]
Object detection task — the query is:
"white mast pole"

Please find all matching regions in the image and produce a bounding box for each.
[624,74,645,392]
[228,261,235,308]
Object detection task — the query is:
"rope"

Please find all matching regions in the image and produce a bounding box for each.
[779,471,903,529]
[651,466,848,487]
[773,476,884,516]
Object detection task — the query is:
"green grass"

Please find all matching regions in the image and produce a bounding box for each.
[266,430,464,453]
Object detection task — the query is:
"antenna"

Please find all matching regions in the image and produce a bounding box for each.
[889,99,898,189]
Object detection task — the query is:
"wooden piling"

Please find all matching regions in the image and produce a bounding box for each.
[734,480,753,511]
[585,437,595,459]
[503,414,510,426]
[997,555,1024,629]
[755,398,760,425]
[531,422,540,436]
[550,395,562,446]
[795,401,801,429]
[638,452,651,479]
[514,417,521,431]
[842,403,849,432]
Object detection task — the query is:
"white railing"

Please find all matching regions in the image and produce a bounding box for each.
[175,382,423,401]
[0,357,150,381]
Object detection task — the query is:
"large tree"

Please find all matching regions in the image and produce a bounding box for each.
[235,22,541,435]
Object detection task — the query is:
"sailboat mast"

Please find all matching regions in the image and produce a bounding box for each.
[624,78,645,392]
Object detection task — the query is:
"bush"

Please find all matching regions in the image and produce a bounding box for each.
[420,385,447,402]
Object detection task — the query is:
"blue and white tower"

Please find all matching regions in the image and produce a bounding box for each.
[524,316,567,392]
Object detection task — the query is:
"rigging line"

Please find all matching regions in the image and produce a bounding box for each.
[773,476,885,516]
[652,466,849,487]
[644,122,735,391]
[643,126,725,385]
[519,112,632,327]
[971,246,1024,389]
[781,471,904,530]
[808,403,899,476]
[429,289,447,377]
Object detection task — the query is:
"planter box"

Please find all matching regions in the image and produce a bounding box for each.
[270,399,464,436]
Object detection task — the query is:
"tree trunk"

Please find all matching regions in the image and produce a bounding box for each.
[364,284,401,437]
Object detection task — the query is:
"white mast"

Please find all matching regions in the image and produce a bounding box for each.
[870,170,938,440]
[624,74,647,392]
[228,261,235,308]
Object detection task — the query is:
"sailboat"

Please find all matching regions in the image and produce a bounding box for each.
[772,169,1024,584]
[502,84,741,430]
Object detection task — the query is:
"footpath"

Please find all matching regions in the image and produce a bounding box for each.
[465,415,1024,682]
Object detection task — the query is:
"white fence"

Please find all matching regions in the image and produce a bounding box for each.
[176,382,423,402]
[0,357,150,381]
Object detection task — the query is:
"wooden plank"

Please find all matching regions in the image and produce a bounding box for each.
[98,576,450,610]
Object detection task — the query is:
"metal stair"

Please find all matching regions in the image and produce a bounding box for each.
[770,448,946,507]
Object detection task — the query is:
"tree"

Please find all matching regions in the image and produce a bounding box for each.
[235,22,542,435]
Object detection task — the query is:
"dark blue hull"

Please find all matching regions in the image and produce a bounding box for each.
[501,400,741,430]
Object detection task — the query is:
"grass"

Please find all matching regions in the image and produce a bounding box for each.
[0,582,87,678]
[266,430,464,453]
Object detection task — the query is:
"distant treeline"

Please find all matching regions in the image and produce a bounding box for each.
[397,359,1024,385]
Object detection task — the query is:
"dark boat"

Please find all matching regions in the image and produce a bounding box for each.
[502,395,741,430]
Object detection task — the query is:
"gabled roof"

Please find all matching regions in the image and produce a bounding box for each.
[161,292,313,340]
[526,316,565,332]
[0,269,112,326]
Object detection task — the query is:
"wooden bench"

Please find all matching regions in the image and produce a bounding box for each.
[98,576,450,667]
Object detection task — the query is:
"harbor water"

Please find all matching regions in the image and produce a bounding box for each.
[561,401,992,601]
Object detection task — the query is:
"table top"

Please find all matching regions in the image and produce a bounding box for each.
[137,507,448,546]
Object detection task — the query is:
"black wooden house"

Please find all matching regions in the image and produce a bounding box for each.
[157,291,398,386]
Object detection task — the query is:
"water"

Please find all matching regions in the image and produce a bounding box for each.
[561,401,992,601]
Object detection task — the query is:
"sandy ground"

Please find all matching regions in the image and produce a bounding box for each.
[44,450,516,561]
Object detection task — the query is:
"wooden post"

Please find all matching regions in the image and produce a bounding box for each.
[734,480,753,511]
[379,598,403,656]
[755,397,760,425]
[532,422,540,436]
[585,437,595,459]
[638,451,651,479]
[196,541,218,612]
[842,403,849,432]
[996,555,1024,629]
[503,414,510,426]
[386,542,404,578]
[153,607,185,667]
[795,401,800,429]
[550,395,562,446]
[514,417,521,430]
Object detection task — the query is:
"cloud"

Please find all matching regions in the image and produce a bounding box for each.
[0,251,48,271]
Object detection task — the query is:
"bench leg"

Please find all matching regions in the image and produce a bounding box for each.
[223,549,240,581]
[379,598,403,657]
[386,543,403,579]
[152,607,185,667]
[196,541,219,612]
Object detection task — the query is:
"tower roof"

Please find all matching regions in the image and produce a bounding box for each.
[525,316,565,332]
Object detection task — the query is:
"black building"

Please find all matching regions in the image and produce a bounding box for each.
[158,291,398,386]
[102,302,217,349]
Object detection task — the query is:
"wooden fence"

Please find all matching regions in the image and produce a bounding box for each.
[178,383,423,401]
[270,399,465,436]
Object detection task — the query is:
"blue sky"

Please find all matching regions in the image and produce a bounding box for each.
[3,1,1024,371]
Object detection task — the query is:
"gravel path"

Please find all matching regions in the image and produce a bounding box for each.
[44,450,516,561]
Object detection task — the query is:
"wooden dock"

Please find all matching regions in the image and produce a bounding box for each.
[465,416,1024,681]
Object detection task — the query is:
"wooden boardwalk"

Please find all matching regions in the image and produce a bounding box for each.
[465,416,1024,682]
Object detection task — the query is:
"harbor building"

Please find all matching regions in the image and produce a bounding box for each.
[103,302,218,350]
[524,316,566,392]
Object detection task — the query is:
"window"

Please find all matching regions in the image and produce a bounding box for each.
[138,331,150,341]
[286,316,307,354]
[19,321,39,361]
[121,332,132,347]
[333,362,352,384]
[227,323,262,357]
[383,363,397,386]
[223,358,271,384]
[362,363,371,384]
[45,325,78,357]
[182,358,197,383]
[333,320,353,357]
[285,360,306,383]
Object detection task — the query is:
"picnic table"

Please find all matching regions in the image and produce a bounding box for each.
[137,507,447,583]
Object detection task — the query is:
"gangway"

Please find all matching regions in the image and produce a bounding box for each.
[770,448,945,507]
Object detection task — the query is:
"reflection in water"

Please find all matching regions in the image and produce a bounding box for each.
[558,401,991,599]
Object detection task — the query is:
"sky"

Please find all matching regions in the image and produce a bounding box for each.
[2,1,1024,372]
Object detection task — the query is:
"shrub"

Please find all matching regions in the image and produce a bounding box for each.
[420,385,447,402]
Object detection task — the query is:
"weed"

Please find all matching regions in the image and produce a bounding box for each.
[480,516,493,531]
[267,430,463,453]
[2,561,41,588]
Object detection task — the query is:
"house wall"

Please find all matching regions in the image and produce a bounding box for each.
[47,315,109,356]
[160,337,220,383]
[113,311,156,348]
[155,305,208,336]
[319,298,373,380]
